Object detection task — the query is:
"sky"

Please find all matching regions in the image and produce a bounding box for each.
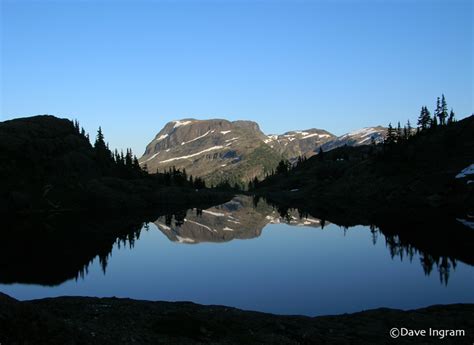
[1,0,472,155]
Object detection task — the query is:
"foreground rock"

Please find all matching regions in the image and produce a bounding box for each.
[0,293,473,344]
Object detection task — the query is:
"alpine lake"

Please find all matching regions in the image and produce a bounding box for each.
[1,195,473,316]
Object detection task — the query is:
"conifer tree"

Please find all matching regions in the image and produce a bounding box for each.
[125,148,133,168]
[385,123,396,144]
[417,106,431,131]
[276,160,290,174]
[73,119,80,133]
[434,97,441,125]
[94,127,112,168]
[448,109,456,124]
[405,120,412,139]
[120,150,125,165]
[440,94,448,125]
[396,122,403,141]
[95,127,106,149]
[114,149,120,163]
[133,156,140,170]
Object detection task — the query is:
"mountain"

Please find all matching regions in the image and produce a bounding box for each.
[264,129,336,160]
[139,119,387,184]
[139,119,284,186]
[320,126,387,152]
[255,115,474,214]
[154,195,326,244]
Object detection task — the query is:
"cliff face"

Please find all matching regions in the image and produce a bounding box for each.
[139,119,387,185]
[139,119,282,185]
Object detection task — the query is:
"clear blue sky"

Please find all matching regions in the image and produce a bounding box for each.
[1,0,472,155]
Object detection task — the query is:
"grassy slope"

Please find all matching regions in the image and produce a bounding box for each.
[204,143,284,187]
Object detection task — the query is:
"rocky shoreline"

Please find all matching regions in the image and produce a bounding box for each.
[1,293,473,344]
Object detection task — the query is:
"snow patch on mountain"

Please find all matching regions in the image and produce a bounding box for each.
[153,134,168,142]
[180,130,213,146]
[176,236,196,243]
[155,222,171,231]
[141,152,160,163]
[264,135,278,143]
[202,210,225,217]
[225,137,239,143]
[340,127,380,139]
[185,219,217,232]
[173,120,193,128]
[157,146,224,163]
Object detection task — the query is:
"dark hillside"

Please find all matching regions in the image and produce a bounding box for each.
[255,115,474,214]
[0,115,231,213]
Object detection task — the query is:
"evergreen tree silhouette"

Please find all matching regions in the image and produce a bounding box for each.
[440,94,448,125]
[385,123,396,144]
[396,122,403,142]
[447,109,456,124]
[434,96,441,126]
[405,120,412,139]
[417,106,431,131]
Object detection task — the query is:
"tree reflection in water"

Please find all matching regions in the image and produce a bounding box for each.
[1,195,472,287]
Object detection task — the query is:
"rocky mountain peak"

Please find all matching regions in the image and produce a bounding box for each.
[139,118,273,184]
[139,118,387,185]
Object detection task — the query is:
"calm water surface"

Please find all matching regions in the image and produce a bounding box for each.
[1,196,473,316]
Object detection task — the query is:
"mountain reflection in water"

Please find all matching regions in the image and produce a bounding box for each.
[155,195,327,244]
[0,196,473,310]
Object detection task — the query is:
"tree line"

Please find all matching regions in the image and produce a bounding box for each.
[385,94,456,145]
[73,120,207,188]
[250,94,460,190]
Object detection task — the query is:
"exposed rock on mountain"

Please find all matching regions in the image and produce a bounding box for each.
[320,126,386,152]
[139,119,386,184]
[155,195,325,244]
[264,129,336,160]
[139,119,283,185]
